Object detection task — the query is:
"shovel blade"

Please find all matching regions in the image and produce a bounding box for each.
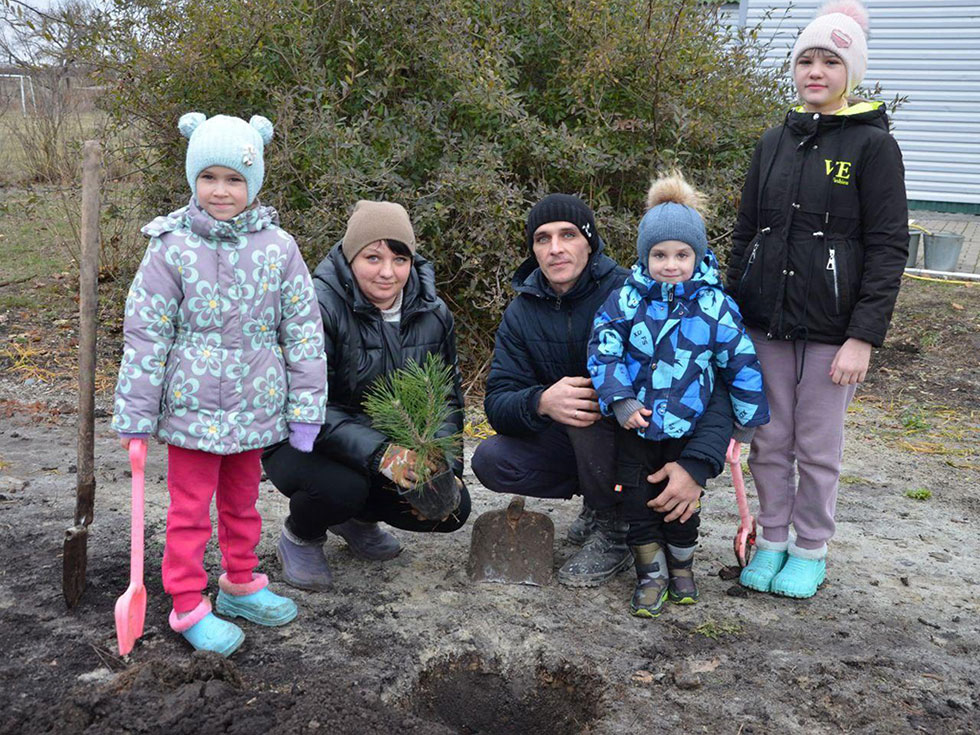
[115,583,147,656]
[62,525,88,608]
[467,498,555,586]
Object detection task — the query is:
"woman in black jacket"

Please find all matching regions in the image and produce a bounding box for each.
[262,200,468,591]
[727,1,907,599]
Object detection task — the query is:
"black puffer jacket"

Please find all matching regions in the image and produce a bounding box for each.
[300,243,463,476]
[727,102,908,346]
[484,239,627,436]
[485,239,734,486]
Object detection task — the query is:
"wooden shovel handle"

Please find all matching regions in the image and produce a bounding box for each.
[506,495,526,528]
[75,140,101,527]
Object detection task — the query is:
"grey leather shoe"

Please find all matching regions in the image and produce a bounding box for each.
[329,519,402,561]
[277,526,332,591]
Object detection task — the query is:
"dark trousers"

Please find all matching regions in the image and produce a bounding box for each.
[262,443,471,542]
[616,428,700,547]
[471,418,620,513]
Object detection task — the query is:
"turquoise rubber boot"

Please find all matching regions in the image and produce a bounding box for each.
[215,573,298,626]
[170,599,245,658]
[739,537,788,592]
[771,542,826,599]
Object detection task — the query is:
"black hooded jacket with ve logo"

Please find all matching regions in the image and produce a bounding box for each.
[726,102,908,347]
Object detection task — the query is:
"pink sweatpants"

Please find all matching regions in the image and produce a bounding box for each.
[162,445,263,613]
[747,329,857,549]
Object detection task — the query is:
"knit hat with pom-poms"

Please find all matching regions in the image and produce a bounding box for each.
[636,171,709,270]
[179,112,274,204]
[791,1,870,95]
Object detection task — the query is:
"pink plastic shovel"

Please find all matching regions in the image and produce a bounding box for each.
[727,438,756,568]
[115,440,148,656]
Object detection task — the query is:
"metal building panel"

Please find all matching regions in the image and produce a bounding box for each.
[739,0,980,205]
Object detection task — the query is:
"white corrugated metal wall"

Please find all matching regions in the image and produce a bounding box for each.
[737,0,980,208]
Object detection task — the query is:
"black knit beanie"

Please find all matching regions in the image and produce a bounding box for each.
[525,193,600,253]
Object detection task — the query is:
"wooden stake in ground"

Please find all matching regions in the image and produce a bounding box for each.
[63,140,101,609]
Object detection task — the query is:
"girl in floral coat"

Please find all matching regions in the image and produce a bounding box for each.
[111,112,327,656]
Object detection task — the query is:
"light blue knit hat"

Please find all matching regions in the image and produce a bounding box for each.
[636,173,709,273]
[179,112,274,205]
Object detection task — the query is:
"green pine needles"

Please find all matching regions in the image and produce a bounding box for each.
[363,354,461,485]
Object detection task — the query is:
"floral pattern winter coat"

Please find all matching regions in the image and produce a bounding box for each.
[111,199,327,454]
[588,252,769,441]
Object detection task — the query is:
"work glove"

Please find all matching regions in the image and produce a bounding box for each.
[377,444,420,490]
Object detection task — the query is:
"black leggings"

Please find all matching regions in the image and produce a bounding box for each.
[616,429,700,547]
[262,443,471,541]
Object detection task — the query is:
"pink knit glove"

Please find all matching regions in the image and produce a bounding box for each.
[288,423,320,453]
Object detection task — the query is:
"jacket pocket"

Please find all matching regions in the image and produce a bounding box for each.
[805,237,854,340]
[824,244,842,317]
[825,236,862,317]
[735,228,778,328]
[736,228,768,298]
[615,458,645,490]
[160,351,183,418]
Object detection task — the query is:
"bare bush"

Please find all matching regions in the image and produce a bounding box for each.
[78,0,790,371]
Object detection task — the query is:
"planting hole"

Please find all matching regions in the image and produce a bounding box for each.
[407,653,602,734]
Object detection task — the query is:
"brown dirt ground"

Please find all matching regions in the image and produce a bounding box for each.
[0,275,978,734]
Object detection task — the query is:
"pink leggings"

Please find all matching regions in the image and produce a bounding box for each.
[747,330,857,549]
[162,445,263,613]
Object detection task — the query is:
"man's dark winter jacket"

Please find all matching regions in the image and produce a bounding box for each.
[727,101,908,347]
[484,238,735,486]
[267,243,463,476]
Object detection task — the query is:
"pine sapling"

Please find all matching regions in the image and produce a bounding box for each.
[363,353,461,488]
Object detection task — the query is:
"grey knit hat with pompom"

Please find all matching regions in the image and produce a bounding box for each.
[636,172,708,269]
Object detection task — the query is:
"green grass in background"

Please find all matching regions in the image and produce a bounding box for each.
[0,188,78,283]
[0,109,105,186]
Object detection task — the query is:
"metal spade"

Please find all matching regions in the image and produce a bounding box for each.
[467,496,554,586]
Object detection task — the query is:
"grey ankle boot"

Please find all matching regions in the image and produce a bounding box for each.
[557,509,632,587]
[566,500,597,545]
[631,542,669,618]
[277,522,332,591]
[666,543,699,604]
[329,518,402,561]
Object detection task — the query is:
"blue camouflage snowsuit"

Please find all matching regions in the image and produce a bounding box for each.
[589,253,769,438]
[587,251,769,545]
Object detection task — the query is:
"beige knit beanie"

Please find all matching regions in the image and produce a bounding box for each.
[791,1,870,95]
[341,200,417,262]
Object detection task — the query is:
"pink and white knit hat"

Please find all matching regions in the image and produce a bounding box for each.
[791,1,870,94]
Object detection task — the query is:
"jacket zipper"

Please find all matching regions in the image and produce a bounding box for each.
[756,227,771,296]
[566,311,575,368]
[826,247,840,314]
[741,240,760,284]
[665,286,678,414]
